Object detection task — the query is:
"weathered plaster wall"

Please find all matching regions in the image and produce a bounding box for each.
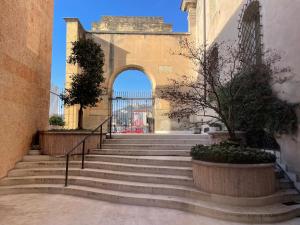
[92,16,173,33]
[260,0,300,175]
[261,0,300,103]
[194,0,243,47]
[192,0,300,175]
[0,0,54,178]
[64,18,194,133]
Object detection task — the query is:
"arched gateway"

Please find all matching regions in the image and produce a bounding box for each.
[64,7,197,133]
[112,69,154,133]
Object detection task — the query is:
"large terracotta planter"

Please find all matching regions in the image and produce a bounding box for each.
[192,160,276,197]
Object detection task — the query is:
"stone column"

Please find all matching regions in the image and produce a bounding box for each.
[181,0,197,41]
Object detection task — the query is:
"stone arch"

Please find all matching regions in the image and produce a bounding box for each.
[64,16,193,132]
[107,65,156,96]
[109,66,156,133]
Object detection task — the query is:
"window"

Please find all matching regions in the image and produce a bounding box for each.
[208,44,219,79]
[239,1,262,68]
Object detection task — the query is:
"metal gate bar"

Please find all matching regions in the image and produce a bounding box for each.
[111,91,154,134]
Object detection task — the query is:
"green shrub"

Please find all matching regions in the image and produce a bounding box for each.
[245,129,280,150]
[220,66,298,136]
[191,142,276,164]
[49,115,65,126]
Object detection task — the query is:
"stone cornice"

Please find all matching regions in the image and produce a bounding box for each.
[64,18,86,32]
[87,31,190,36]
[92,16,173,33]
[181,0,197,12]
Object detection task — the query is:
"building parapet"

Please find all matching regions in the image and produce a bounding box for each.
[92,16,173,33]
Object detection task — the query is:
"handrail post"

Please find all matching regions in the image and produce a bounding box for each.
[100,125,103,149]
[65,154,69,187]
[109,116,112,139]
[64,116,111,187]
[81,140,86,169]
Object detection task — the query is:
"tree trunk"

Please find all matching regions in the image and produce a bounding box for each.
[228,129,237,141]
[221,118,237,142]
[78,106,83,130]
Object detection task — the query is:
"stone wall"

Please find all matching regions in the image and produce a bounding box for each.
[0,0,54,178]
[184,0,300,176]
[92,16,173,33]
[40,132,104,156]
[260,0,300,177]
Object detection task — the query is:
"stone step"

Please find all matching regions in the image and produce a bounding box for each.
[91,149,190,156]
[110,134,209,140]
[277,162,300,193]
[22,155,192,167]
[8,168,194,186]
[275,168,285,179]
[15,161,192,176]
[28,150,41,155]
[0,184,299,223]
[1,176,299,207]
[23,155,56,162]
[279,178,295,190]
[104,139,208,145]
[295,182,300,192]
[85,155,192,167]
[0,176,200,200]
[101,144,193,150]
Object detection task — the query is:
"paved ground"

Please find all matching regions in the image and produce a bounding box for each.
[0,194,300,225]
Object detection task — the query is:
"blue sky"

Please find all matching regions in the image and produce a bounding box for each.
[51,0,188,90]
[113,70,152,92]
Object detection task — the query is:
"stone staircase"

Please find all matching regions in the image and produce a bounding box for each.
[0,134,300,223]
[278,161,300,192]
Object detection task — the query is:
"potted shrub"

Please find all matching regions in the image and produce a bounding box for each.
[191,142,277,197]
[49,115,65,130]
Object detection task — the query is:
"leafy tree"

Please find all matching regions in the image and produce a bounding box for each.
[160,39,298,141]
[160,40,246,140]
[61,38,105,129]
[226,61,298,148]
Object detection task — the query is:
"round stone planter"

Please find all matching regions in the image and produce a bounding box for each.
[192,160,276,197]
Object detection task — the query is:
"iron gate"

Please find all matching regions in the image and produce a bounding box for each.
[111,91,155,133]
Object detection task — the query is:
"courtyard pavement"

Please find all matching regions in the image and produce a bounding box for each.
[0,194,299,225]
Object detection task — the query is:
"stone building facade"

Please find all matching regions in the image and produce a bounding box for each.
[64,16,195,133]
[182,0,300,183]
[92,16,173,33]
[0,0,54,178]
[64,1,300,177]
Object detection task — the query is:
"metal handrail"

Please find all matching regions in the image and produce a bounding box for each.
[64,115,112,186]
[276,162,300,194]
